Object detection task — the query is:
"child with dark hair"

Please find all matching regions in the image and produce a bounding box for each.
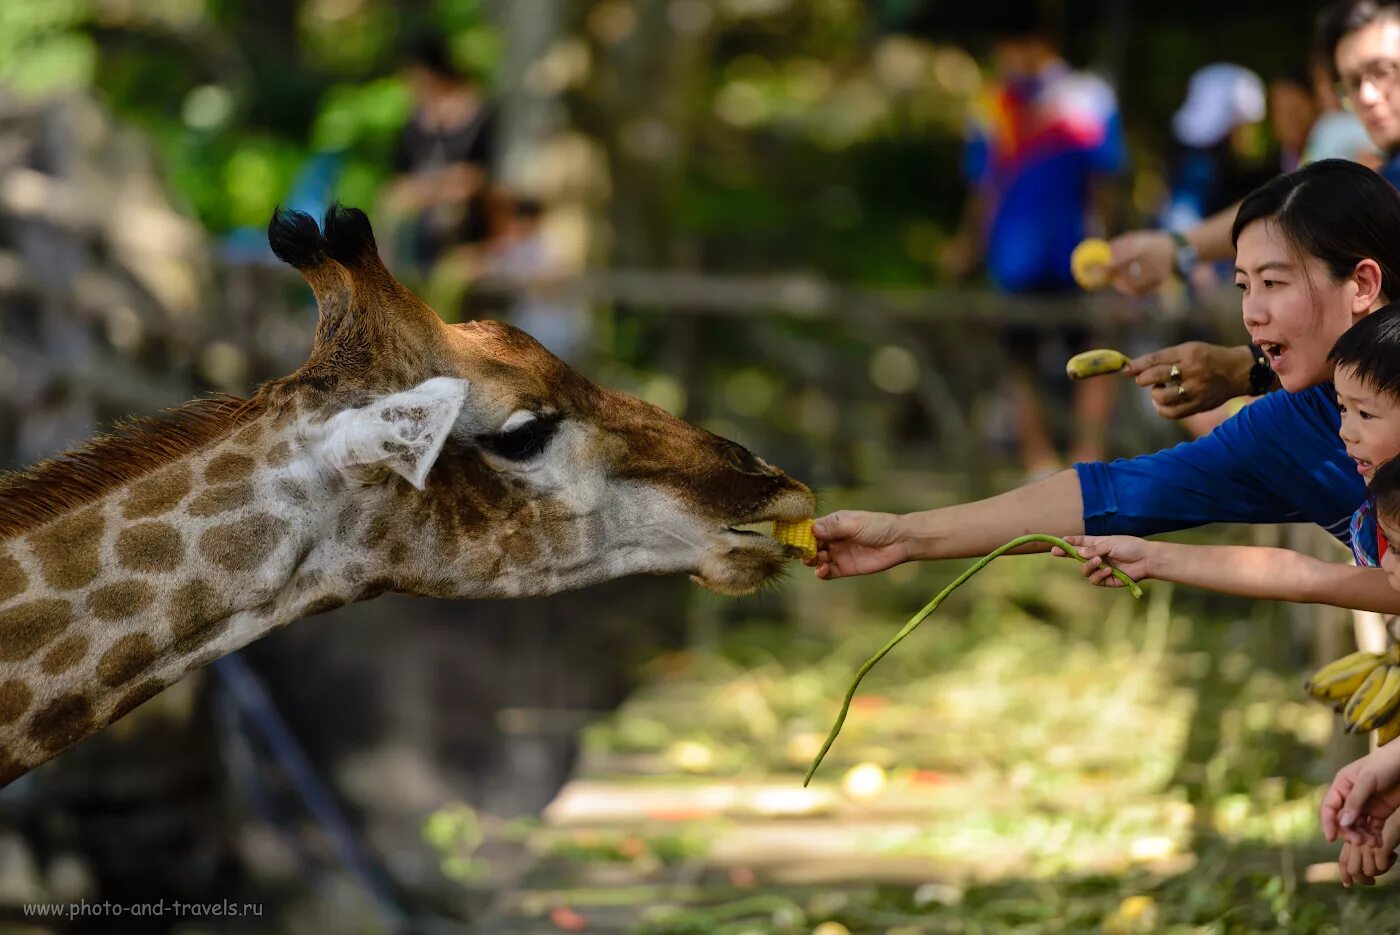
[1053,304,1400,883]
[1320,458,1400,886]
[1056,303,1400,602]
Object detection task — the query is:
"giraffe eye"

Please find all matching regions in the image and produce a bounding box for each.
[478,415,560,461]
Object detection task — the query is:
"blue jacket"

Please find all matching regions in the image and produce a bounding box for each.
[1076,383,1364,545]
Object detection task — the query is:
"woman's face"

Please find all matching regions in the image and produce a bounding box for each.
[1236,220,1370,392]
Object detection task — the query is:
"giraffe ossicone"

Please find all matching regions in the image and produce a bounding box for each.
[0,204,815,783]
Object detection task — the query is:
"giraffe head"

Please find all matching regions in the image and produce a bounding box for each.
[260,205,814,598]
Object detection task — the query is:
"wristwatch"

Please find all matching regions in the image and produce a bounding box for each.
[1169,230,1198,279]
[1246,344,1274,396]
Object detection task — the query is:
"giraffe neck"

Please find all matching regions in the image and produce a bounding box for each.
[0,413,376,781]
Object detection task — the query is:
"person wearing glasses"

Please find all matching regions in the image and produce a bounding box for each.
[1103,0,1400,421]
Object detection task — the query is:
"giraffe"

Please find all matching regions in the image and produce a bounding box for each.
[0,204,814,785]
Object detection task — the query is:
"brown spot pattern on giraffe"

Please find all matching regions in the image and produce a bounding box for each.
[205,452,255,485]
[30,508,104,590]
[88,580,155,621]
[275,479,309,506]
[336,503,363,542]
[233,422,264,447]
[98,633,158,687]
[122,465,193,520]
[0,599,71,661]
[499,530,540,564]
[298,596,346,618]
[169,580,230,655]
[110,679,165,722]
[116,523,183,572]
[28,693,94,753]
[0,752,25,787]
[188,482,254,517]
[41,634,89,674]
[265,440,292,467]
[199,514,289,571]
[0,552,27,603]
[0,680,32,723]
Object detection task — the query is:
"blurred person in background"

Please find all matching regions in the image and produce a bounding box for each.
[1302,49,1381,165]
[941,6,1127,479]
[475,195,591,365]
[1161,64,1271,236]
[1270,67,1323,173]
[382,35,499,277]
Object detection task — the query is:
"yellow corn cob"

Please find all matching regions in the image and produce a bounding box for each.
[773,518,817,560]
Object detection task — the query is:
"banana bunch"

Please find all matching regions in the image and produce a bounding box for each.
[1306,647,1400,741]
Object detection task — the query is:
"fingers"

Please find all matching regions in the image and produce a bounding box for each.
[812,511,857,543]
[1382,811,1400,856]
[1341,773,1381,837]
[1323,777,1353,842]
[1133,364,1176,388]
[1363,845,1382,880]
[1125,349,1164,377]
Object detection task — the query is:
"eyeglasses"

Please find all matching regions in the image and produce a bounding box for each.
[1338,58,1400,107]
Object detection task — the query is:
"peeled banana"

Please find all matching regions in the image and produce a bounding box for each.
[1066,349,1131,380]
[1305,650,1386,706]
[1071,238,1114,289]
[773,518,817,560]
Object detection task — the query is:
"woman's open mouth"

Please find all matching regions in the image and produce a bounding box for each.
[1257,340,1285,370]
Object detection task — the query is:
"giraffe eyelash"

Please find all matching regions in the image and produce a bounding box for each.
[476,415,562,462]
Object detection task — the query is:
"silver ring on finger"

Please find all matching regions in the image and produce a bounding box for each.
[1177,384,1187,400]
[1169,363,1181,384]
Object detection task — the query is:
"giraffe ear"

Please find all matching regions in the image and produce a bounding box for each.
[321,377,469,490]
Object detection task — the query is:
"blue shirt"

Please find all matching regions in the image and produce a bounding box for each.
[1382,150,1400,190]
[1076,384,1364,545]
[964,64,1127,293]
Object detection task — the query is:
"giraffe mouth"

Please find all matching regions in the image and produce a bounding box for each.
[722,516,808,557]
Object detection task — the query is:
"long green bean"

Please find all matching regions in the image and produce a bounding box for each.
[804,533,1142,786]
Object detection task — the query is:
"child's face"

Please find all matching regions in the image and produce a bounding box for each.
[1379,514,1400,593]
[1335,365,1400,481]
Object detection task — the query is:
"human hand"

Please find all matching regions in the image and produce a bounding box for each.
[1124,342,1256,419]
[1050,534,1152,586]
[939,232,980,283]
[1322,743,1400,847]
[1340,835,1397,887]
[805,511,911,580]
[1106,230,1175,296]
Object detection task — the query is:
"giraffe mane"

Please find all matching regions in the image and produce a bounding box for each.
[0,395,262,541]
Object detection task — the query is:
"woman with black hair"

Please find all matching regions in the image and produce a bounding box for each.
[805,160,1400,612]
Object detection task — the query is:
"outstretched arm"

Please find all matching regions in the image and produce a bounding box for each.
[1060,536,1400,613]
[808,470,1084,579]
[1106,205,1238,297]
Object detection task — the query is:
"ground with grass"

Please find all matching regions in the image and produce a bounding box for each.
[432,528,1399,934]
